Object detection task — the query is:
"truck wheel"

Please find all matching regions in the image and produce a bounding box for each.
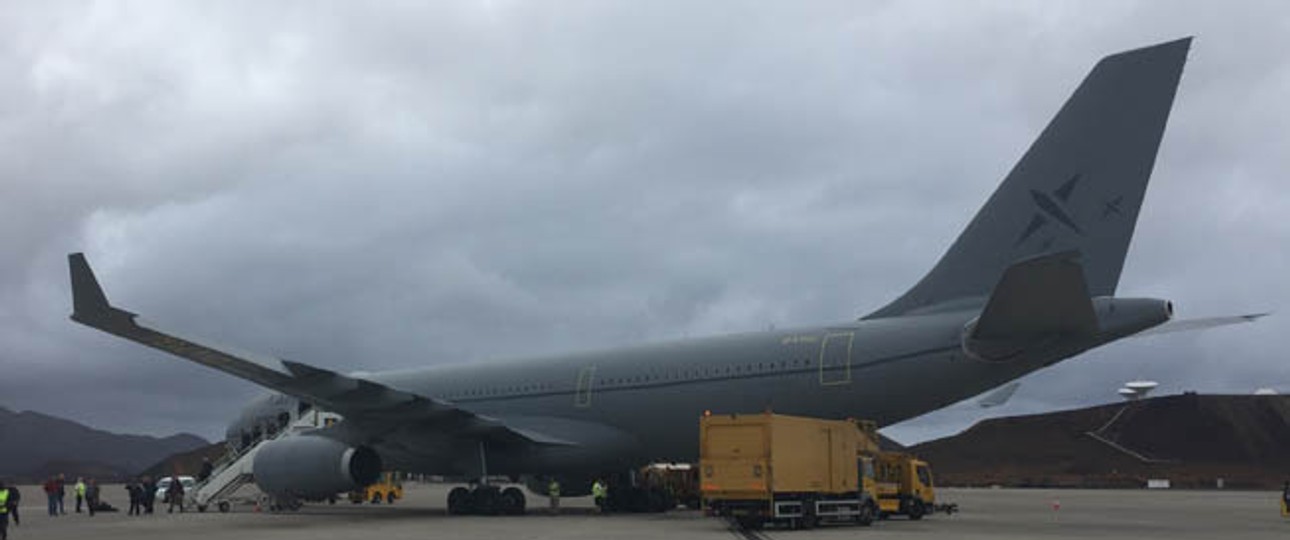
[387,493,396,504]
[197,504,207,513]
[736,516,763,530]
[218,501,231,513]
[801,499,818,529]
[857,502,876,526]
[908,500,925,520]
[371,493,381,504]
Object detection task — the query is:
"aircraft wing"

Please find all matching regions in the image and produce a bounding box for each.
[67,253,572,447]
[977,381,1021,408]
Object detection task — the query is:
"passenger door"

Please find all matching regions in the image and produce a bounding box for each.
[819,331,854,385]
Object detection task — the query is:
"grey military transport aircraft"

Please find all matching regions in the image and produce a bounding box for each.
[67,37,1259,514]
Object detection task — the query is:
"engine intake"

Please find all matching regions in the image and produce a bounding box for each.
[253,435,381,498]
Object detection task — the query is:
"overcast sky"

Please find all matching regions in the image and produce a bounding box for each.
[0,1,1286,445]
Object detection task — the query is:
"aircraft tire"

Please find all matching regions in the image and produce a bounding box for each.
[501,487,526,515]
[447,487,471,515]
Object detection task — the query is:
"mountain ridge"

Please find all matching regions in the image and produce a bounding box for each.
[0,405,209,482]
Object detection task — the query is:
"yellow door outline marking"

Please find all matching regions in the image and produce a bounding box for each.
[819,331,854,386]
[575,366,597,407]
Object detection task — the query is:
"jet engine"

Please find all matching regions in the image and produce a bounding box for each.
[252,435,382,499]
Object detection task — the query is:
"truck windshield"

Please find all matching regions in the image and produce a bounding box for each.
[916,465,932,487]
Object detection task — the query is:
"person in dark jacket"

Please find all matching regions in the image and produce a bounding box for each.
[142,476,157,514]
[198,458,214,482]
[166,476,185,513]
[55,474,66,515]
[125,481,142,516]
[85,478,100,517]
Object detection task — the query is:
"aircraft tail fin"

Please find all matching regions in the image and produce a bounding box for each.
[867,38,1190,318]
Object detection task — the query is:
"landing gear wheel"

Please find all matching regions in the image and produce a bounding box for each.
[500,487,526,515]
[218,501,231,513]
[471,485,501,515]
[447,487,471,515]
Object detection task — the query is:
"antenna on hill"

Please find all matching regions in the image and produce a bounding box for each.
[1118,380,1158,401]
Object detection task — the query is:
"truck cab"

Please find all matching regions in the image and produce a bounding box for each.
[874,453,935,520]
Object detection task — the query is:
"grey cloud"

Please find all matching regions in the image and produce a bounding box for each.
[1,1,1287,444]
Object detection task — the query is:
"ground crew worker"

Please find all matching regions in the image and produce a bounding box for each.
[3,485,17,526]
[592,479,607,513]
[0,480,11,540]
[1281,481,1289,517]
[74,478,86,513]
[547,479,560,514]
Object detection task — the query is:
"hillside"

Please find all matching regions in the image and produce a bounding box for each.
[139,442,227,480]
[911,394,1290,489]
[0,406,209,482]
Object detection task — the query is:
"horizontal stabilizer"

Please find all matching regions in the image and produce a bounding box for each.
[972,251,1098,341]
[1133,313,1268,337]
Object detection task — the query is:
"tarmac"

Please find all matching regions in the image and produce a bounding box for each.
[5,483,1287,540]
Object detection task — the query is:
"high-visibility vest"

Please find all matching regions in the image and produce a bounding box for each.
[0,488,9,513]
[592,482,606,498]
[75,482,86,496]
[548,481,560,497]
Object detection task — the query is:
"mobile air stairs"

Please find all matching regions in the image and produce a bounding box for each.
[192,409,342,513]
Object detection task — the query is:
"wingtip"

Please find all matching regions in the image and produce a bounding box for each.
[68,252,112,318]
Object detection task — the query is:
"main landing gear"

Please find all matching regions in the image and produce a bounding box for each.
[447,484,526,515]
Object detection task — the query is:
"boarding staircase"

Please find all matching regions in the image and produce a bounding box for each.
[192,409,342,512]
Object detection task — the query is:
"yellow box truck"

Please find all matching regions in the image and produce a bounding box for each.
[700,412,879,529]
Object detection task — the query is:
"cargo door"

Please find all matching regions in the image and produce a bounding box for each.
[701,424,768,496]
[819,331,854,385]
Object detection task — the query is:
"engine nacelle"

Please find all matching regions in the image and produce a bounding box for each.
[253,435,382,499]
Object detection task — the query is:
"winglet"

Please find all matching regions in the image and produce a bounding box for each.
[68,253,135,324]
